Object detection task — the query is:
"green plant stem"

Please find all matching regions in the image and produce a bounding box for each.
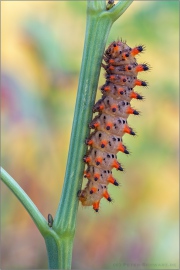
[54,0,133,232]
[51,0,133,269]
[1,1,133,269]
[1,167,49,235]
[54,7,112,232]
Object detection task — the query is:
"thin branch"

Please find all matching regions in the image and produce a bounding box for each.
[108,0,133,21]
[1,167,49,236]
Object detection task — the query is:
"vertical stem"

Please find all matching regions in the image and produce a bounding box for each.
[54,16,113,232]
[45,235,74,269]
[52,7,113,270]
[45,236,60,269]
[51,1,133,268]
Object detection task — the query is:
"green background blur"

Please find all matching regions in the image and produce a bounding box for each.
[1,1,179,269]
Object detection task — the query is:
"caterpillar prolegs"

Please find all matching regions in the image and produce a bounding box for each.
[78,40,149,212]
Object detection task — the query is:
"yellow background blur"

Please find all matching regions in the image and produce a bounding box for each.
[1,1,179,269]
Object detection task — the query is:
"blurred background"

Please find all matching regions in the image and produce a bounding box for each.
[1,1,179,269]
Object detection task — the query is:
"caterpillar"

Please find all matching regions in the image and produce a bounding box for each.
[78,40,149,212]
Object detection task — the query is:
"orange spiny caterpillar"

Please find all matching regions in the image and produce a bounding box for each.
[78,40,149,212]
